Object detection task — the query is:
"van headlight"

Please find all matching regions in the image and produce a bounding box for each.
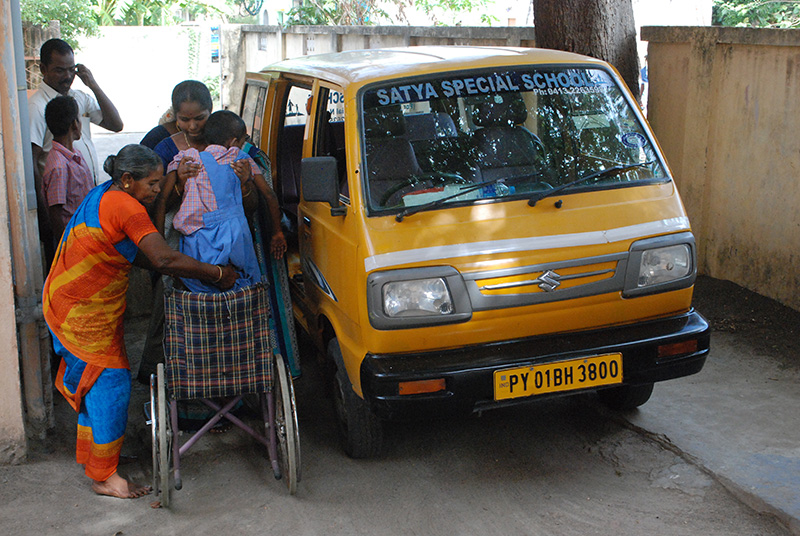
[368,267,472,329]
[624,233,696,297]
[638,245,692,286]
[383,278,454,317]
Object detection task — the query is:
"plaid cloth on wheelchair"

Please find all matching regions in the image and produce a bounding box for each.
[164,282,273,400]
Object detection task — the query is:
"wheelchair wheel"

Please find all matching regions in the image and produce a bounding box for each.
[156,363,171,507]
[149,371,158,494]
[274,352,300,494]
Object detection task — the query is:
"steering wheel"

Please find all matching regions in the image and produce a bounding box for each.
[379,172,466,207]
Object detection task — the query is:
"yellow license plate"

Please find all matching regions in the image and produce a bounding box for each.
[494,353,623,401]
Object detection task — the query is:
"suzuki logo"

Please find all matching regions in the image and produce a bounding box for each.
[538,270,562,292]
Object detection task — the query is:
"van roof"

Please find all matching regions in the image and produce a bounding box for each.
[259,46,604,87]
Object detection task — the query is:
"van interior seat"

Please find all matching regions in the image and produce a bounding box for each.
[471,94,548,184]
[404,113,478,182]
[364,106,424,207]
[405,112,458,141]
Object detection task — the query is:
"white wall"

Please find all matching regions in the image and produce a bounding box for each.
[73,25,223,133]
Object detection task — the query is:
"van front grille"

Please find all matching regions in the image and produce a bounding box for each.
[462,252,629,311]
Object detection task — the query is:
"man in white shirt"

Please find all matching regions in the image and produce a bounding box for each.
[29,38,123,262]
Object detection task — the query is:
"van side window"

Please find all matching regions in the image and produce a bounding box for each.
[241,82,268,147]
[312,87,348,202]
[277,85,312,225]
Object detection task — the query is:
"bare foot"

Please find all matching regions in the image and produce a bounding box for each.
[92,472,152,499]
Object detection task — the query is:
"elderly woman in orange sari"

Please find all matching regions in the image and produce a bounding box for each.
[43,144,237,499]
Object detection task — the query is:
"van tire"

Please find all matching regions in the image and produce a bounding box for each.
[328,338,383,458]
[598,383,654,410]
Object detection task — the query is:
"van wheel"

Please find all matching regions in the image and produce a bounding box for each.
[598,383,654,410]
[328,338,383,458]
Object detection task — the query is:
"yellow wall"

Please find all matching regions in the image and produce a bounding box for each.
[644,26,800,311]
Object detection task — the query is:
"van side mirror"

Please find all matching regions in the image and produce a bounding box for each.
[301,157,345,216]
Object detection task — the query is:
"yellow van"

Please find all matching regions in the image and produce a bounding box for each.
[240,46,710,458]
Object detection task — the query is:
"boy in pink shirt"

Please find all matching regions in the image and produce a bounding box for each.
[43,95,94,244]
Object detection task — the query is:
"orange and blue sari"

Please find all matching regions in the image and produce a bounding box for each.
[43,181,156,481]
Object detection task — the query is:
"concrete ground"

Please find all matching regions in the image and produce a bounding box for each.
[624,276,800,534]
[10,130,798,535]
[3,276,795,535]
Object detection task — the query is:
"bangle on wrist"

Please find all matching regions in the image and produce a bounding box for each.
[213,264,223,283]
[174,184,182,197]
[242,187,253,199]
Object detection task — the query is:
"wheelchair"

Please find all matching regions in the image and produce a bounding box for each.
[147,203,301,506]
[147,281,300,506]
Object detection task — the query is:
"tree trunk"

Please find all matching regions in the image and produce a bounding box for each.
[532,0,640,101]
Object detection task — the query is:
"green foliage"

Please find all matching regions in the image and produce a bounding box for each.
[179,0,226,22]
[480,13,499,26]
[226,14,259,24]
[284,0,495,26]
[92,0,225,27]
[121,0,171,25]
[285,2,340,25]
[234,0,263,17]
[415,0,497,26]
[93,0,129,26]
[21,0,99,48]
[285,0,388,25]
[713,0,800,28]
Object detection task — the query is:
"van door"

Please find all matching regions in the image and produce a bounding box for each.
[296,85,362,373]
[241,75,305,376]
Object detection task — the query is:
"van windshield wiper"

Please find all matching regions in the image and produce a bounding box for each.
[395,177,506,222]
[527,161,655,207]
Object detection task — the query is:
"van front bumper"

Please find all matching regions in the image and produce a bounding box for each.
[360,309,710,420]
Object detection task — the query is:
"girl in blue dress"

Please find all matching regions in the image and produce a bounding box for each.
[168,110,285,293]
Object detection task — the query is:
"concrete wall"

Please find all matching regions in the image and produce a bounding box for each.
[643,26,800,311]
[1,0,32,463]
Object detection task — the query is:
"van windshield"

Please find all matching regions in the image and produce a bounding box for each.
[360,66,668,215]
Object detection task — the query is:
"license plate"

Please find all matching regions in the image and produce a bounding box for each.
[494,353,623,401]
